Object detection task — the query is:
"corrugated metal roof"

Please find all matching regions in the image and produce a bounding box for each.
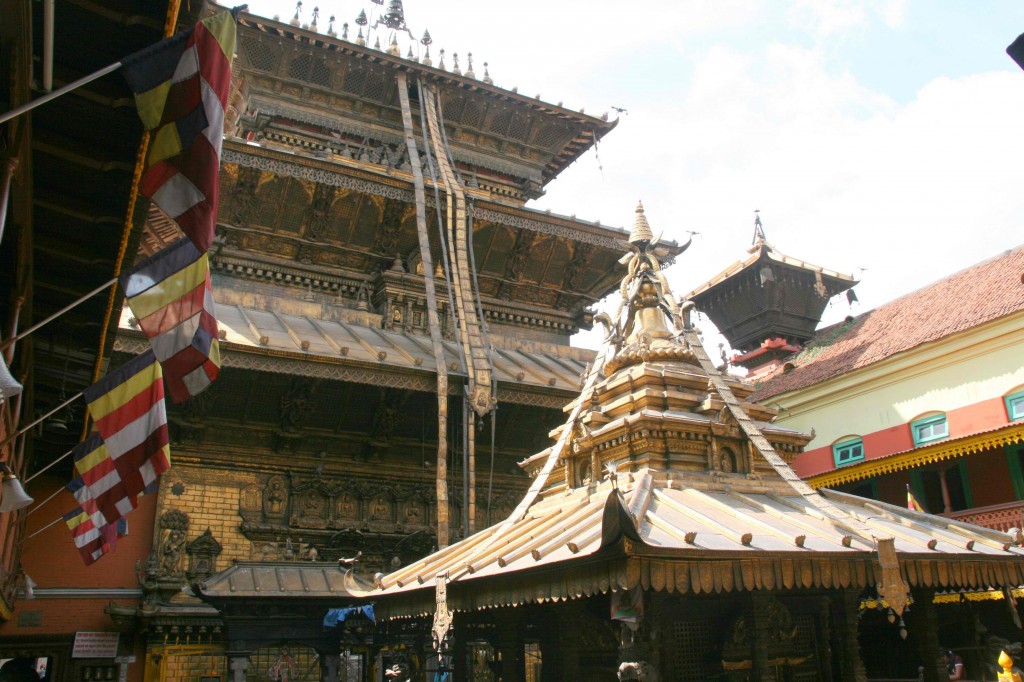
[370,470,1023,599]
[197,561,354,599]
[120,304,589,393]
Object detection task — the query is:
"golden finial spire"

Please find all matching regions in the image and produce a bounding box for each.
[629,201,653,245]
[997,651,1023,681]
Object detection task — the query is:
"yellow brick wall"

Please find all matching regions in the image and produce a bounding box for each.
[146,645,226,682]
[156,464,260,570]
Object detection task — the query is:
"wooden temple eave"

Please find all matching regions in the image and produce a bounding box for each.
[683,242,858,302]
[220,138,632,252]
[371,538,1024,621]
[807,421,1024,489]
[362,467,1024,617]
[231,9,617,130]
[113,329,579,409]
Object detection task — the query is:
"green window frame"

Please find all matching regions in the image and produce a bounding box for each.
[1006,391,1024,422]
[833,438,864,467]
[911,414,948,447]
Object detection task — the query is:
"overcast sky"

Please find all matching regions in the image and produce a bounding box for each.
[242,0,1024,354]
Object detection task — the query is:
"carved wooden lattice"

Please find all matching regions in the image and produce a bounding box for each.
[669,619,714,681]
[240,36,279,72]
[534,123,569,149]
[288,54,331,87]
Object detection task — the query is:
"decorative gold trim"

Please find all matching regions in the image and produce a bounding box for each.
[808,423,1024,489]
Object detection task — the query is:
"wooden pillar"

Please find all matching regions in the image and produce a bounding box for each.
[227,653,250,682]
[939,468,954,513]
[539,603,581,681]
[497,611,526,682]
[909,589,947,682]
[750,593,777,681]
[451,615,466,682]
[830,590,867,682]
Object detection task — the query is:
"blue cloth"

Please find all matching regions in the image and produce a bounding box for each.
[323,605,375,628]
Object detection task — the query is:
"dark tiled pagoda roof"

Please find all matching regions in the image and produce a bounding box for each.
[752,245,1024,401]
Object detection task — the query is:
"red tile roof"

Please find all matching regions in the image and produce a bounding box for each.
[751,245,1024,401]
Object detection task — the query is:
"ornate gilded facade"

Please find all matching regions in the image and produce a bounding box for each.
[99,4,681,680]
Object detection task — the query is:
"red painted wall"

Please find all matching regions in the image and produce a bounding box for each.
[793,396,1015,478]
[0,473,156,634]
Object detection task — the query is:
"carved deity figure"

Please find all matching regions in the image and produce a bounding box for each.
[404,499,423,523]
[371,496,391,522]
[160,529,187,577]
[337,493,357,519]
[280,381,315,433]
[157,510,189,578]
[267,479,285,514]
[268,649,299,682]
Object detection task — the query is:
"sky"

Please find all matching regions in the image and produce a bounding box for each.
[243,0,1024,356]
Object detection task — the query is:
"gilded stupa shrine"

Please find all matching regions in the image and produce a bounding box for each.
[353,204,1024,681]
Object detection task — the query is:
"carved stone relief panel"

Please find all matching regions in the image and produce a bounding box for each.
[290,485,331,529]
[239,483,262,523]
[262,475,289,522]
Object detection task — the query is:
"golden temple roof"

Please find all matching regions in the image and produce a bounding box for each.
[365,473,1024,611]
[358,205,1024,618]
[119,304,589,395]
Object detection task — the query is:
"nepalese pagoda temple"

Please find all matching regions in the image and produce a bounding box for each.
[348,205,1024,682]
[684,215,858,378]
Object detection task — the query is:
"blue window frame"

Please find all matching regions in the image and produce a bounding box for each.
[911,414,948,447]
[833,438,864,467]
[1006,391,1024,422]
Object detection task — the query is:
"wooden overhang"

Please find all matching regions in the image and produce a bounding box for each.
[0,0,200,474]
[216,140,680,311]
[358,473,1024,619]
[229,6,618,189]
[683,243,858,353]
[116,306,590,408]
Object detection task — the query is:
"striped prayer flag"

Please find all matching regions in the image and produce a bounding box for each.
[63,505,127,566]
[907,485,926,513]
[83,350,170,498]
[65,434,151,525]
[121,237,221,403]
[121,11,238,253]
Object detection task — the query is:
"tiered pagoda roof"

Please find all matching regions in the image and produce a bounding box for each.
[683,231,857,370]
[352,205,1024,618]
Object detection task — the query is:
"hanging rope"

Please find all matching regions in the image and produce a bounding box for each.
[396,72,451,548]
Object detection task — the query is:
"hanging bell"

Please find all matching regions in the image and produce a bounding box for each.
[0,355,23,403]
[0,464,33,512]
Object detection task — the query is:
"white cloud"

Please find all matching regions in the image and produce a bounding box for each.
[787,0,907,36]
[240,1,1024,358]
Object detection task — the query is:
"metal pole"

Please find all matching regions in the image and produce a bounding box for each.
[0,62,123,126]
[0,392,83,451]
[25,445,76,484]
[0,278,117,353]
[0,158,19,248]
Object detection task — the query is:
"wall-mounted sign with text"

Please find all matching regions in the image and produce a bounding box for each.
[72,632,120,659]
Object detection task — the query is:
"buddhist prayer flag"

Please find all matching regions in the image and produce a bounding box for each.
[121,11,238,253]
[63,505,128,566]
[121,237,221,403]
[65,434,150,525]
[907,485,926,513]
[83,350,170,496]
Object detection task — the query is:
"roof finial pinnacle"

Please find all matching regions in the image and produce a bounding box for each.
[629,200,653,245]
[752,209,767,246]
